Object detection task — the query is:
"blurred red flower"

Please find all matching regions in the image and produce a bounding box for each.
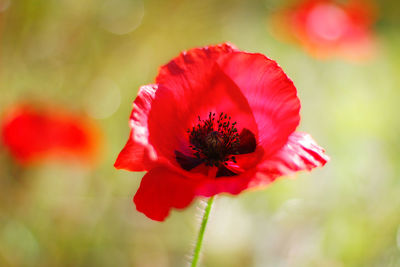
[271,0,377,60]
[115,43,329,221]
[1,104,100,165]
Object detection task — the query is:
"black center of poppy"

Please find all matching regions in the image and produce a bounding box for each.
[188,112,239,167]
[174,112,257,177]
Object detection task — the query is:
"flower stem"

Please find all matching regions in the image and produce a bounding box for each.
[191,196,215,267]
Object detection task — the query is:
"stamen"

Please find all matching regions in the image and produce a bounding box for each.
[187,112,240,167]
[175,112,257,177]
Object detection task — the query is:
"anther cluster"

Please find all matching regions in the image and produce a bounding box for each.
[187,112,240,167]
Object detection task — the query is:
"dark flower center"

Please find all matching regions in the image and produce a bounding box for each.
[175,112,257,177]
[188,112,239,167]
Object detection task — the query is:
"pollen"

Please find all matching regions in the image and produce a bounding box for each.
[187,112,240,167]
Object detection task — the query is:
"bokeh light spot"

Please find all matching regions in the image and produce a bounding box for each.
[0,0,10,13]
[306,4,349,42]
[84,77,121,119]
[1,221,40,263]
[98,0,144,35]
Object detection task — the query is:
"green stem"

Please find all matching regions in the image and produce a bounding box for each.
[191,196,215,267]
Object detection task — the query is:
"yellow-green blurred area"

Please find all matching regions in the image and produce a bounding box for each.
[1,0,400,266]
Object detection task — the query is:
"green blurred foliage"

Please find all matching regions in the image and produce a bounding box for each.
[1,0,400,266]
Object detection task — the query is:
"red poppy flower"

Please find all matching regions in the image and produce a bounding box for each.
[1,104,100,165]
[115,43,329,221]
[270,0,377,60]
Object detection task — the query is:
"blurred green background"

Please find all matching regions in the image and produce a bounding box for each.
[1,0,400,266]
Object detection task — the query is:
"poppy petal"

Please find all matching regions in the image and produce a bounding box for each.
[129,84,157,146]
[271,0,376,60]
[1,105,99,165]
[156,43,237,87]
[133,167,198,221]
[225,147,264,173]
[114,84,157,171]
[256,132,329,181]
[196,171,256,197]
[196,132,327,197]
[218,52,301,157]
[149,62,257,167]
[114,131,153,171]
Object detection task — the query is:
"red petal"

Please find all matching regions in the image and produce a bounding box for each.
[156,43,237,87]
[196,132,328,196]
[114,131,153,171]
[129,84,157,146]
[225,146,264,173]
[218,52,300,157]
[149,53,258,167]
[1,105,99,165]
[195,148,264,195]
[274,0,377,60]
[133,167,198,221]
[256,132,329,181]
[114,85,157,171]
[196,171,257,197]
